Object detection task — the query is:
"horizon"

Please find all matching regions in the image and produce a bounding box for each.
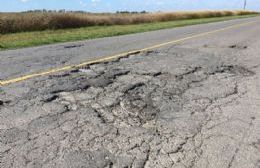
[0,0,260,13]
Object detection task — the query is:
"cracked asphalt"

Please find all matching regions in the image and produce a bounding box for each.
[0,17,260,168]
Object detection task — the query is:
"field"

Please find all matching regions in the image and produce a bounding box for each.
[0,11,258,50]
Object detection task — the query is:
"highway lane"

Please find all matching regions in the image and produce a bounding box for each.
[0,16,259,81]
[0,16,259,168]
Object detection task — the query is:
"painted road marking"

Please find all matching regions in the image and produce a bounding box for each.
[0,20,258,86]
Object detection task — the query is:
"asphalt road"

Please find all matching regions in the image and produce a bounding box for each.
[0,16,259,80]
[0,17,260,168]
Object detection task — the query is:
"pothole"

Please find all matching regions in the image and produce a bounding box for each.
[210,65,255,77]
[116,84,158,125]
[202,44,248,50]
[40,49,256,127]
[229,44,248,49]
[64,44,84,49]
[0,100,11,106]
[43,95,59,103]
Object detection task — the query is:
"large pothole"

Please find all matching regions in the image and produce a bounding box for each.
[51,63,255,128]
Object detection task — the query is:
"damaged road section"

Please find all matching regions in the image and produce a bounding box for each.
[0,46,259,168]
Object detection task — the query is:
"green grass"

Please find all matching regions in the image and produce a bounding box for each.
[0,14,258,50]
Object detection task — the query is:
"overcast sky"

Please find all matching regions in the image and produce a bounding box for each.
[0,0,259,12]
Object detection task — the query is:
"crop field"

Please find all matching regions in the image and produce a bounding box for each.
[0,10,257,34]
[0,10,258,50]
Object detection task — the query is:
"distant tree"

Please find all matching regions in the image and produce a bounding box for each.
[58,9,66,13]
[116,10,148,14]
[117,11,130,14]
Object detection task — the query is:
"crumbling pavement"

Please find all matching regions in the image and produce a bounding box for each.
[0,45,259,168]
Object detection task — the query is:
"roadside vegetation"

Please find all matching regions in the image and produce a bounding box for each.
[0,10,258,50]
[0,10,257,34]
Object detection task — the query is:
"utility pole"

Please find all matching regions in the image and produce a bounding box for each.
[244,0,247,10]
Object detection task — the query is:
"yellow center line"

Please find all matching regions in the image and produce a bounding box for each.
[0,20,258,86]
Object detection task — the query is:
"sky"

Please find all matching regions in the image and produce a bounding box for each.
[0,0,259,13]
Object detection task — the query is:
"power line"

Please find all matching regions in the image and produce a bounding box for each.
[244,0,247,10]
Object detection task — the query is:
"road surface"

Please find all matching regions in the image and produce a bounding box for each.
[0,17,260,168]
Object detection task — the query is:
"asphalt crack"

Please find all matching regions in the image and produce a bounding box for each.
[0,48,258,168]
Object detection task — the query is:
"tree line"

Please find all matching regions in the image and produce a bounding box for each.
[21,9,148,14]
